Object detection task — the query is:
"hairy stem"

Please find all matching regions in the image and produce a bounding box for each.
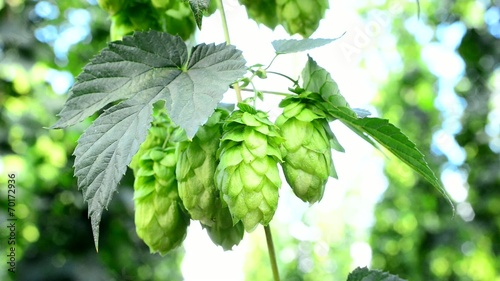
[264,225,280,281]
[216,0,242,102]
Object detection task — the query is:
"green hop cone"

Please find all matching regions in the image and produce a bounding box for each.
[239,0,279,29]
[276,0,328,37]
[276,97,336,203]
[131,109,189,255]
[203,198,245,251]
[176,109,229,226]
[215,103,283,232]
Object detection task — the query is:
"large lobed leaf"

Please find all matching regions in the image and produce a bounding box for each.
[51,30,246,248]
[301,56,453,209]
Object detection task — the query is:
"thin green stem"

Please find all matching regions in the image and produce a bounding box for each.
[264,225,280,281]
[239,87,292,97]
[216,0,242,102]
[266,71,299,86]
[264,54,280,70]
[216,0,231,45]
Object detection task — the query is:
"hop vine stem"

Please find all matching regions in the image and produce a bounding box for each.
[216,1,280,280]
[216,0,242,103]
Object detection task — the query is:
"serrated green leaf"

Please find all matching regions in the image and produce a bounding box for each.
[51,31,246,249]
[347,267,408,281]
[52,30,246,138]
[272,36,343,54]
[325,105,453,209]
[74,91,160,249]
[186,0,211,29]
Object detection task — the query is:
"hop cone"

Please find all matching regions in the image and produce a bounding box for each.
[131,109,189,255]
[239,0,279,29]
[215,104,283,232]
[203,199,245,251]
[176,109,228,226]
[276,0,328,37]
[276,99,335,203]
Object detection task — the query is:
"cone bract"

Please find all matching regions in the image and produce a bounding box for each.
[215,104,283,232]
[203,198,245,251]
[276,99,334,203]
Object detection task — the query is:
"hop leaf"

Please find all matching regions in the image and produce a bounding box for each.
[215,104,283,232]
[276,0,329,38]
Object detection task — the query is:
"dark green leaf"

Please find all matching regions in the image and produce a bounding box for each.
[51,31,246,248]
[52,30,246,138]
[272,36,343,54]
[186,0,211,29]
[347,267,408,281]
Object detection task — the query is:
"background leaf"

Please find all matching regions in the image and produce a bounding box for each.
[186,0,211,29]
[272,37,342,54]
[347,267,407,281]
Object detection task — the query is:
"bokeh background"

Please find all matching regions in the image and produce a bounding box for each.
[0,0,498,280]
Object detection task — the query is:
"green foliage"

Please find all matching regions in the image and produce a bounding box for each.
[347,267,407,281]
[13,0,489,279]
[184,0,214,29]
[51,31,245,248]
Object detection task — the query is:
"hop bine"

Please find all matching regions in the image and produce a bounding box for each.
[130,108,189,255]
[215,103,283,232]
[276,92,341,203]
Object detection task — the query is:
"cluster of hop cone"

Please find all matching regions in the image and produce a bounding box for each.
[131,91,339,255]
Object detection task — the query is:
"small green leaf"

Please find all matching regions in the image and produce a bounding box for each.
[272,36,343,54]
[347,267,408,281]
[185,0,211,29]
[302,55,350,108]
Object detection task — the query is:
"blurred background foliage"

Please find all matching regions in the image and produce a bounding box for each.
[0,0,498,280]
